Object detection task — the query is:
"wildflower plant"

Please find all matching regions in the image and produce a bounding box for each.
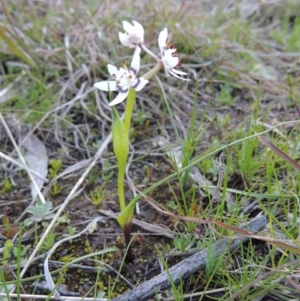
[94,20,189,262]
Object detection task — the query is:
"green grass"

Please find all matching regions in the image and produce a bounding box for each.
[1,0,300,300]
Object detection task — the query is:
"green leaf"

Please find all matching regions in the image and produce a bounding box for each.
[4,239,13,249]
[112,106,129,170]
[23,218,33,227]
[117,200,135,229]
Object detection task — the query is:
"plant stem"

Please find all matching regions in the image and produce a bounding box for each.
[124,87,136,135]
[118,164,126,212]
[116,88,136,211]
[143,61,163,81]
[116,62,163,263]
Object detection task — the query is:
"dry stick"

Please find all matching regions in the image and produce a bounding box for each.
[112,215,267,301]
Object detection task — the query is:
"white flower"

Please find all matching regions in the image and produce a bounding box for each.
[158,28,189,81]
[119,20,144,48]
[94,48,148,106]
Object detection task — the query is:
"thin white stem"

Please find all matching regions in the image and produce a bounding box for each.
[139,43,161,63]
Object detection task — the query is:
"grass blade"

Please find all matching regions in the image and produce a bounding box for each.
[259,136,300,171]
[0,26,37,68]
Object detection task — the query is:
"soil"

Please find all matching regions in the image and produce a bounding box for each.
[0,135,206,298]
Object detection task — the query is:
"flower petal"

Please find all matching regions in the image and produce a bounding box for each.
[120,20,144,47]
[122,21,135,34]
[107,64,125,80]
[109,90,129,106]
[169,69,190,81]
[170,68,188,75]
[163,54,180,69]
[117,80,130,92]
[132,77,148,92]
[94,81,118,91]
[130,47,141,75]
[119,32,130,47]
[158,27,168,50]
[132,20,144,41]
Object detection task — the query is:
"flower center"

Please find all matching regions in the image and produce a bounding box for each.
[114,60,136,89]
[167,42,176,49]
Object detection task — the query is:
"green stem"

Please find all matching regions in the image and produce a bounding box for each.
[143,61,163,80]
[117,88,136,211]
[111,107,129,213]
[124,87,136,135]
[123,62,163,134]
[116,63,163,222]
[117,164,126,211]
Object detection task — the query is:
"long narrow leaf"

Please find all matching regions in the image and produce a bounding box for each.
[259,136,300,171]
[294,99,300,118]
[0,27,37,68]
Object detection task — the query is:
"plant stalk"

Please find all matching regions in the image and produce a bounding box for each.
[117,164,126,212]
[124,87,136,134]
